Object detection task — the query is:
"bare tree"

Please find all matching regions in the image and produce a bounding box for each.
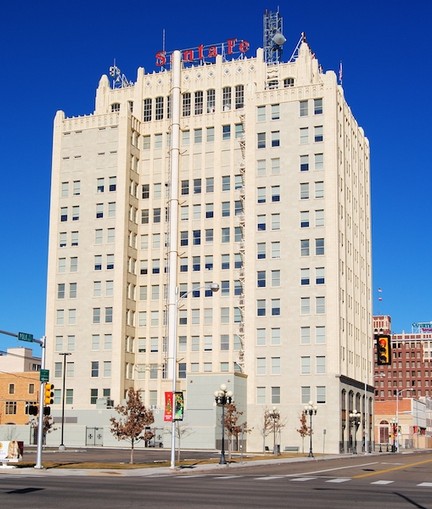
[224,403,249,461]
[110,388,154,464]
[260,408,274,452]
[297,412,310,453]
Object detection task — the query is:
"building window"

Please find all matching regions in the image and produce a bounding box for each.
[91,361,99,378]
[316,386,326,403]
[271,186,280,202]
[301,239,310,256]
[301,356,311,374]
[301,327,311,344]
[257,242,266,259]
[222,86,232,111]
[314,98,323,115]
[300,182,310,199]
[300,211,310,228]
[256,357,266,375]
[315,153,324,170]
[222,125,231,140]
[235,85,244,109]
[222,176,230,191]
[194,91,203,115]
[271,131,280,147]
[155,96,164,120]
[316,267,325,285]
[301,297,310,314]
[207,89,216,112]
[182,92,191,116]
[257,299,266,316]
[257,270,266,288]
[301,268,310,285]
[300,155,309,172]
[5,401,17,414]
[271,299,280,316]
[314,125,323,142]
[271,387,280,404]
[315,181,324,198]
[299,100,308,117]
[316,326,326,344]
[316,238,325,255]
[257,132,266,149]
[316,296,326,314]
[143,98,152,121]
[90,389,98,405]
[316,356,326,374]
[271,103,280,120]
[284,77,295,87]
[301,386,311,404]
[300,127,308,144]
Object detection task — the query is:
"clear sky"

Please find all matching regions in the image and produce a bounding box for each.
[0,0,430,353]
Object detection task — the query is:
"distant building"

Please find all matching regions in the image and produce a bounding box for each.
[372,316,432,449]
[373,317,432,400]
[44,11,372,454]
[0,347,41,373]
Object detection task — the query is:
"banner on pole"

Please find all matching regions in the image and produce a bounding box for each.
[174,391,184,421]
[164,392,173,422]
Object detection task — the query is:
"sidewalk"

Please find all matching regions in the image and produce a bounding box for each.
[0,451,381,477]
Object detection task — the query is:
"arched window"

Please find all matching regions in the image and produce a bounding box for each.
[284,77,295,88]
[111,103,120,112]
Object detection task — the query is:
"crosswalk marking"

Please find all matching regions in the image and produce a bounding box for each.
[214,475,242,480]
[326,478,350,483]
[255,476,286,481]
[417,482,432,487]
[371,480,394,485]
[290,477,316,482]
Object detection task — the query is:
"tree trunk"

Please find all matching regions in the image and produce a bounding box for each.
[130,437,135,464]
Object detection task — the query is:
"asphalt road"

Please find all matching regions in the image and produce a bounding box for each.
[1,451,431,508]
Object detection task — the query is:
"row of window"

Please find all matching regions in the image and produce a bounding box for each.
[61,177,116,199]
[54,334,112,352]
[143,86,245,122]
[256,386,326,406]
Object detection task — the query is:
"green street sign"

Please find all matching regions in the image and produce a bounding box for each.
[18,331,34,342]
[40,369,50,383]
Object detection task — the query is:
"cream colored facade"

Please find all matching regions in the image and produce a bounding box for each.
[45,40,372,453]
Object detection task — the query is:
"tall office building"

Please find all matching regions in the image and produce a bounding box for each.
[45,13,373,453]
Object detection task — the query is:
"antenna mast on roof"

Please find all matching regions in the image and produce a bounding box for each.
[263,8,286,64]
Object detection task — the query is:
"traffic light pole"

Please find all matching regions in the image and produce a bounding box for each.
[35,337,46,469]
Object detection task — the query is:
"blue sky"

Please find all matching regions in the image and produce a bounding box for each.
[0,0,430,352]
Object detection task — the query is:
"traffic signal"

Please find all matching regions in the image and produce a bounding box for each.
[376,335,392,365]
[43,406,51,416]
[44,383,54,406]
[27,404,38,416]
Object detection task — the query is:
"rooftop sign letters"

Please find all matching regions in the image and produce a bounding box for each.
[155,38,250,67]
[412,321,432,332]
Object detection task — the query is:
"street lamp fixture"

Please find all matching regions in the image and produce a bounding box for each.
[269,407,280,455]
[303,401,317,458]
[214,384,233,465]
[349,410,361,454]
[58,352,71,451]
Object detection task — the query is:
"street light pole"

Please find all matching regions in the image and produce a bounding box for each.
[214,384,233,465]
[349,410,361,454]
[269,407,280,455]
[303,401,317,458]
[59,352,71,450]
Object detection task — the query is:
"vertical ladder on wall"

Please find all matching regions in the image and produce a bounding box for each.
[237,115,246,370]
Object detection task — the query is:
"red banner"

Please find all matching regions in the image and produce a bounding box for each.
[164,392,173,422]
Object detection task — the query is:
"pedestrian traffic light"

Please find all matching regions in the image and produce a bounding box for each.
[43,406,51,416]
[376,335,392,365]
[44,383,54,406]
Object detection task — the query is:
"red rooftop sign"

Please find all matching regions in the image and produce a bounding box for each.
[155,38,250,67]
